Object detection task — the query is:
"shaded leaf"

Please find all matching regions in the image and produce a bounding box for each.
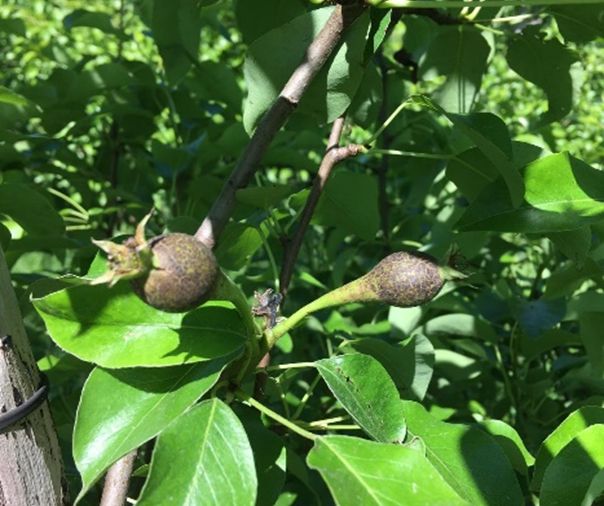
[512,298,566,339]
[315,354,406,443]
[550,6,604,44]
[313,171,379,241]
[477,419,535,476]
[532,406,604,491]
[579,312,604,378]
[243,7,371,133]
[507,29,582,124]
[137,399,257,506]
[547,226,591,267]
[419,26,489,113]
[540,425,604,506]
[404,401,524,506]
[307,435,471,506]
[0,184,64,235]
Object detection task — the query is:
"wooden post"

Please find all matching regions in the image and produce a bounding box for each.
[0,245,67,505]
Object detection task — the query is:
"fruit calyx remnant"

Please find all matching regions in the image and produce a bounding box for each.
[91,210,219,313]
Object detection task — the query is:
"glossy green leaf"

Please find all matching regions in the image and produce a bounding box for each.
[307,435,471,506]
[550,6,604,43]
[459,153,604,233]
[346,335,434,401]
[507,29,582,124]
[0,184,64,235]
[243,7,370,134]
[540,425,604,506]
[419,26,489,113]
[579,313,604,378]
[313,171,379,241]
[404,401,524,506]
[33,283,247,368]
[137,399,257,506]
[477,419,535,476]
[74,359,235,502]
[532,406,604,491]
[315,354,406,443]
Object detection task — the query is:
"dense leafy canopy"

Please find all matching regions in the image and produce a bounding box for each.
[1,0,604,504]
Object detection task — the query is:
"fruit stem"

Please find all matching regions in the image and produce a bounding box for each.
[265,276,371,348]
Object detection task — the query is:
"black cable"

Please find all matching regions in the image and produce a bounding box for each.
[0,373,49,431]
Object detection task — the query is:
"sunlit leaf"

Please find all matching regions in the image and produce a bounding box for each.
[137,399,257,506]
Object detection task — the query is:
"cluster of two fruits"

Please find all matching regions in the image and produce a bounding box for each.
[93,214,465,318]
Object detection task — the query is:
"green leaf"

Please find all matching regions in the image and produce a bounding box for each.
[446,142,547,202]
[540,425,604,506]
[446,112,523,208]
[550,6,604,44]
[315,354,406,443]
[419,313,497,342]
[419,26,489,113]
[33,283,247,368]
[63,9,124,38]
[234,0,307,45]
[404,401,525,506]
[512,298,566,339]
[477,419,536,476]
[243,7,371,134]
[547,226,591,267]
[581,468,604,506]
[532,406,604,491]
[0,184,64,235]
[236,185,294,209]
[214,223,263,271]
[74,359,235,502]
[234,405,286,506]
[458,153,604,233]
[137,399,257,506]
[313,171,379,241]
[507,29,582,124]
[0,18,26,37]
[579,313,604,378]
[414,95,523,208]
[0,86,31,106]
[307,435,471,506]
[346,335,434,401]
[152,0,202,85]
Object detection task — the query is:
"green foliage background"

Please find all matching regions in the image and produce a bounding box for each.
[1,0,604,504]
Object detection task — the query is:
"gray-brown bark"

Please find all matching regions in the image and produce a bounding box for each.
[0,245,67,506]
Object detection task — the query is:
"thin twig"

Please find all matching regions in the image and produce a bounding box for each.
[280,121,365,297]
[195,3,366,249]
[99,450,138,506]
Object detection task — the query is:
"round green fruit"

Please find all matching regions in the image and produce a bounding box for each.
[130,233,219,313]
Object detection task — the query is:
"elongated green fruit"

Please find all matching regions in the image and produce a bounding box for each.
[269,250,465,342]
